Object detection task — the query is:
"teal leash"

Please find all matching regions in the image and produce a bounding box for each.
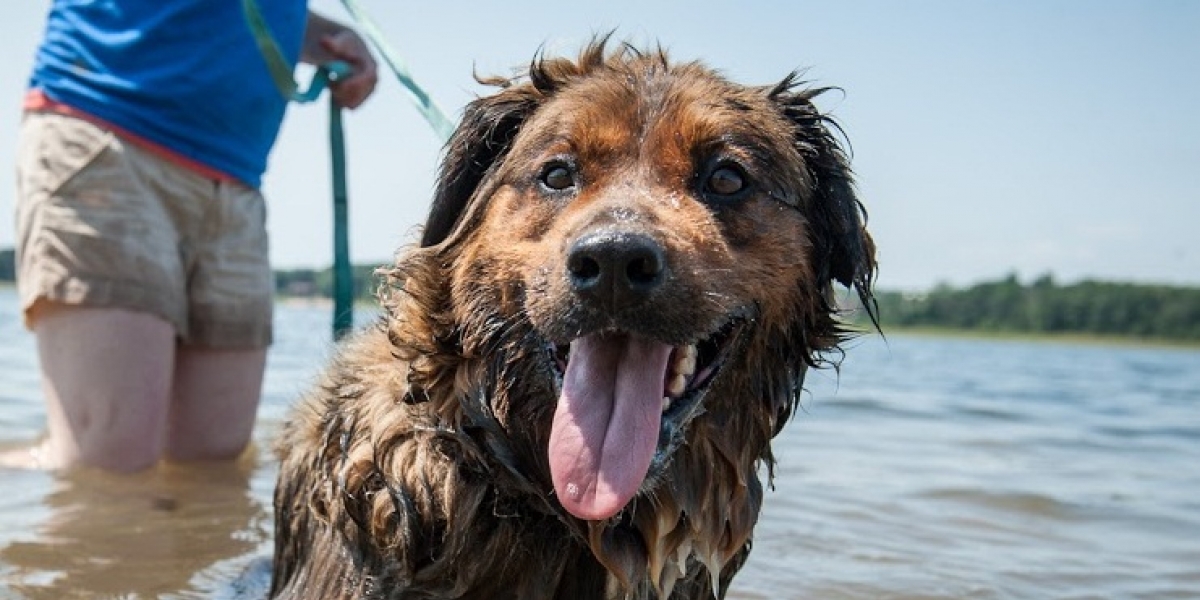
[242,0,353,103]
[327,100,353,340]
[336,0,456,141]
[245,0,454,142]
[243,0,456,339]
[242,0,354,339]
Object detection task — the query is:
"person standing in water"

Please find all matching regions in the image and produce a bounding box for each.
[14,1,378,471]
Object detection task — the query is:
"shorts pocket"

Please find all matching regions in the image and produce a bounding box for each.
[16,112,116,199]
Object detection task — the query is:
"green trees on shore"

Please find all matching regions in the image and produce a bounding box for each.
[3,248,1197,343]
[274,264,381,303]
[1,248,384,301]
[873,274,1200,342]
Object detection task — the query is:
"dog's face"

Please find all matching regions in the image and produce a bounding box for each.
[405,45,874,527]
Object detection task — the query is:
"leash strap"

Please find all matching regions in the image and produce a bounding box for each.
[248,0,456,137]
[242,0,354,338]
[328,102,353,339]
[243,0,457,338]
[337,0,456,141]
[242,0,352,103]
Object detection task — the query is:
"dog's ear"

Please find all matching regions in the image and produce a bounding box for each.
[770,76,877,312]
[421,41,615,247]
[420,85,540,247]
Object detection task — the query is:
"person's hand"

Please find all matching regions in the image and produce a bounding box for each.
[318,29,377,109]
[301,13,379,109]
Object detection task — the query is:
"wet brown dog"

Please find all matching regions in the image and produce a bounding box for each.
[270,40,876,600]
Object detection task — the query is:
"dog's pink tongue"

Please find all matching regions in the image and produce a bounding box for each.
[549,333,671,521]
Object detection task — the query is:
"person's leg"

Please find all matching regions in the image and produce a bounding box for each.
[165,345,266,461]
[163,177,274,463]
[32,303,176,472]
[15,113,194,472]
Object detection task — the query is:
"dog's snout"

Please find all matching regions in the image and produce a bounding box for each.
[567,232,666,309]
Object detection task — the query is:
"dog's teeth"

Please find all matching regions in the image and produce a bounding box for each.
[679,346,696,376]
[670,344,697,378]
[661,396,671,412]
[667,374,687,398]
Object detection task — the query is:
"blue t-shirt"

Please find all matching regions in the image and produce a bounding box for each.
[29,0,308,188]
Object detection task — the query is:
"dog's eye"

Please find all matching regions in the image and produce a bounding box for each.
[540,165,576,192]
[705,165,747,197]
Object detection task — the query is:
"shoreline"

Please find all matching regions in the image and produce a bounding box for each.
[275,294,380,310]
[868,325,1200,351]
[5,286,1195,351]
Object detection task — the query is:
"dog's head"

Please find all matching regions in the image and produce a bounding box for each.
[385,38,874,587]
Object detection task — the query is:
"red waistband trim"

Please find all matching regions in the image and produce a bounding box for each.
[24,89,239,184]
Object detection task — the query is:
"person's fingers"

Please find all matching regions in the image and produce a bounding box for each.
[332,74,374,109]
[320,32,378,109]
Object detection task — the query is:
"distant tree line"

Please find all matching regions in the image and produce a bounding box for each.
[1,247,383,300]
[0,247,387,301]
[274,263,383,302]
[872,274,1200,342]
[4,248,1198,342]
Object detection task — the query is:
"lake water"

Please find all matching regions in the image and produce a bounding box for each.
[1,286,1198,599]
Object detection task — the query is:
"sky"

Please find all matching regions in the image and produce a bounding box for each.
[1,1,1197,291]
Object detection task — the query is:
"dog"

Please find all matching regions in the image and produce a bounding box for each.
[270,39,876,600]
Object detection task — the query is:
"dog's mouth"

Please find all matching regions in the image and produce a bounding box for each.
[546,317,746,521]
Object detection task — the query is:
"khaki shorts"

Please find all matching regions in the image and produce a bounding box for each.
[15,112,273,347]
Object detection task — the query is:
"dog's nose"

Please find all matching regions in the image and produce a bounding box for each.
[567,231,666,309]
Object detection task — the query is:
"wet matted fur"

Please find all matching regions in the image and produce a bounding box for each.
[270,40,876,600]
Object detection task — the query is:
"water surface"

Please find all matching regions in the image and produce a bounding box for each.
[2,288,1198,598]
